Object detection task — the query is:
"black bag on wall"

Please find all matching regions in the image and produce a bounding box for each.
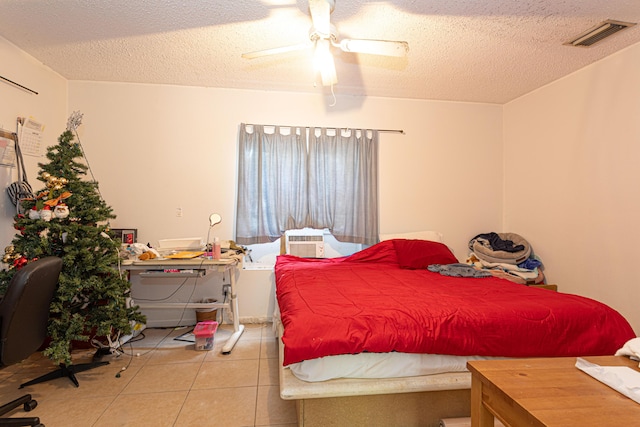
[6,132,34,214]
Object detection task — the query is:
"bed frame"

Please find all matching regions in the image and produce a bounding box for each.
[276,321,473,427]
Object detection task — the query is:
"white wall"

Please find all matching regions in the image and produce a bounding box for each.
[504,42,640,334]
[68,81,503,321]
[0,37,67,250]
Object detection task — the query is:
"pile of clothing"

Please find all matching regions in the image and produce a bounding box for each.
[466,232,545,284]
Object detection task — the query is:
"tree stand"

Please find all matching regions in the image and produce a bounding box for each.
[19,361,109,388]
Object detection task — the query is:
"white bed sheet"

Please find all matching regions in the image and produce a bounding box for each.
[289,351,498,382]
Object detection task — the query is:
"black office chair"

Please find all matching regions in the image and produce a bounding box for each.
[0,256,63,427]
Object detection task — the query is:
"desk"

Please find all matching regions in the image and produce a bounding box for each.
[122,257,245,354]
[467,356,640,427]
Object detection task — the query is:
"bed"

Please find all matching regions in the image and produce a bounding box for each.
[274,237,635,427]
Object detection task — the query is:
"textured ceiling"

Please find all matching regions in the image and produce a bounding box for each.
[1,0,639,104]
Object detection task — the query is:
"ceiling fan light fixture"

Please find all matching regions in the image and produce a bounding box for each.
[314,38,337,86]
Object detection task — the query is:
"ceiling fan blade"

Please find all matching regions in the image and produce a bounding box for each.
[308,0,333,37]
[337,39,409,57]
[241,43,312,59]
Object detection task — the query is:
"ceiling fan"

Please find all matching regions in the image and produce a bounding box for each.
[241,0,409,87]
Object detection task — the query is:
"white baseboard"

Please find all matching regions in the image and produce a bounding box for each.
[239,316,271,324]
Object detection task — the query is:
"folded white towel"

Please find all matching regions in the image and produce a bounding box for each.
[615,337,640,366]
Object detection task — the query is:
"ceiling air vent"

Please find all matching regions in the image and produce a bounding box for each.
[565,19,636,47]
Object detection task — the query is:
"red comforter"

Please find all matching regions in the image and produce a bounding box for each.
[275,240,635,366]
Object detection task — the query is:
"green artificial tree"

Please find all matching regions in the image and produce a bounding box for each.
[0,112,144,365]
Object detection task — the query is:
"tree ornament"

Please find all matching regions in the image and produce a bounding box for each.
[66,110,83,132]
[54,203,70,219]
[2,245,18,264]
[40,205,52,221]
[13,256,28,269]
[28,206,40,220]
[13,215,25,234]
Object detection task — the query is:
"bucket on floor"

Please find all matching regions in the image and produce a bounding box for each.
[193,321,218,351]
[196,298,218,322]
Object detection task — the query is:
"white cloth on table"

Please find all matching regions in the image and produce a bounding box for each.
[575,357,640,405]
[615,337,640,366]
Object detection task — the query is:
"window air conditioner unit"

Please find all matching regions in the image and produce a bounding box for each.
[285,232,325,258]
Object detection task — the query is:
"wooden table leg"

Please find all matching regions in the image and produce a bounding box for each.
[470,372,496,427]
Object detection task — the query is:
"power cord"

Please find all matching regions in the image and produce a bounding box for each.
[132,274,193,302]
[112,256,207,379]
[109,213,224,378]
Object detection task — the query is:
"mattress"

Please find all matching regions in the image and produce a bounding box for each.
[288,350,498,382]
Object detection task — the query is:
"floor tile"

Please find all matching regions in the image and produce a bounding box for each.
[28,394,114,427]
[175,386,257,427]
[192,359,259,389]
[121,362,201,394]
[146,345,207,365]
[93,390,188,427]
[258,357,279,386]
[255,385,297,426]
[261,337,278,359]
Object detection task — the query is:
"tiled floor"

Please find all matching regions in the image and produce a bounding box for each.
[0,323,297,427]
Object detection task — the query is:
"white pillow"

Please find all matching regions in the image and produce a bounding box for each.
[379,231,443,243]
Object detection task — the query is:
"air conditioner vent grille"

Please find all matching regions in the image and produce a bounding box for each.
[285,232,325,258]
[565,20,636,47]
[288,235,324,242]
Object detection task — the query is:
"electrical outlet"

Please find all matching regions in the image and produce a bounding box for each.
[176,207,183,217]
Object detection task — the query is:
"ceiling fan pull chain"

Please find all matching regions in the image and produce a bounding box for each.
[329,84,336,107]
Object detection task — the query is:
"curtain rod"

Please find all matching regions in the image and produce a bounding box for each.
[250,123,404,134]
[0,75,38,95]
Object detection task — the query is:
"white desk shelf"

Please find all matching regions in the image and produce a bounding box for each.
[122,256,245,354]
[138,270,206,278]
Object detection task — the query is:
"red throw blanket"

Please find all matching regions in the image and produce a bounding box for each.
[275,240,635,366]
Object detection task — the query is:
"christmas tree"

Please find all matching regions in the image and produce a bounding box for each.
[0,112,144,365]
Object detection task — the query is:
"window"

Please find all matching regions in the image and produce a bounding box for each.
[235,124,379,247]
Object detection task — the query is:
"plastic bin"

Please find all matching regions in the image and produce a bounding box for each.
[193,321,218,351]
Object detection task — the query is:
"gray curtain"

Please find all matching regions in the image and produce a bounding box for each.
[236,124,307,244]
[235,124,379,245]
[308,128,379,245]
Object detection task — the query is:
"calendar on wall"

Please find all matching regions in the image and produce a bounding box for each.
[19,117,44,157]
[0,129,16,166]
